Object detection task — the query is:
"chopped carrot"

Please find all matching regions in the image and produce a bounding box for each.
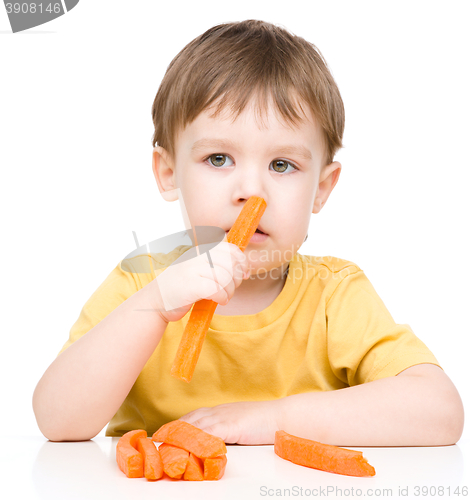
[116,429,147,478]
[183,453,205,481]
[274,430,376,477]
[136,437,163,481]
[158,443,190,478]
[152,419,227,459]
[204,454,228,480]
[171,196,267,382]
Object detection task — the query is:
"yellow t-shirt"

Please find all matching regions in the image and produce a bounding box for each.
[58,250,440,437]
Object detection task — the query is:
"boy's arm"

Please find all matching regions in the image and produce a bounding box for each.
[278,363,464,446]
[32,283,168,442]
[179,364,464,446]
[33,243,248,442]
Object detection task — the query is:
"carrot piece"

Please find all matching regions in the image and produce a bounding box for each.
[136,437,164,481]
[158,443,189,478]
[204,454,228,480]
[152,419,227,459]
[116,429,147,478]
[224,196,268,251]
[170,299,218,383]
[274,430,376,477]
[171,196,267,382]
[184,453,205,481]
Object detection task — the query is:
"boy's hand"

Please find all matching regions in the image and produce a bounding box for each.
[149,241,249,323]
[178,400,283,445]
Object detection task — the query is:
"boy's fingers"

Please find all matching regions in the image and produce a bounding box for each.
[209,241,240,268]
[209,243,248,279]
[232,264,245,286]
[228,245,248,275]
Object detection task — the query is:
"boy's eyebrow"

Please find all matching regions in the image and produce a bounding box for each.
[272,145,312,161]
[191,138,238,154]
[191,138,313,161]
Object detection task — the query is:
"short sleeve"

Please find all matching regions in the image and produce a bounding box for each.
[326,268,441,386]
[57,264,141,356]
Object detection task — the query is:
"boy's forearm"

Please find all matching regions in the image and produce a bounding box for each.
[32,284,168,442]
[277,365,464,447]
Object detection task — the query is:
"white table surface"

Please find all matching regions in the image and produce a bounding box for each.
[3,436,469,499]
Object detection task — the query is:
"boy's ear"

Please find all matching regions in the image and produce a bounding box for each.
[312,161,342,214]
[152,146,178,201]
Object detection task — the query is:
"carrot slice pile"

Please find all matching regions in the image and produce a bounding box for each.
[136,437,163,480]
[170,196,267,382]
[116,422,228,481]
[274,430,376,477]
[158,443,190,478]
[151,419,227,458]
[116,429,147,478]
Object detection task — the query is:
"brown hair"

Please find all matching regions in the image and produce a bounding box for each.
[151,20,344,166]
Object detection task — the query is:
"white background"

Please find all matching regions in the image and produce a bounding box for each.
[1,1,469,440]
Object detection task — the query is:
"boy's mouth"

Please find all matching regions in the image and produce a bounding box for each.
[226,225,268,235]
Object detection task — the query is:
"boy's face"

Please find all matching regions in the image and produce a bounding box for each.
[153,99,341,273]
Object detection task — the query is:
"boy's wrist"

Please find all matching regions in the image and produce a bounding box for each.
[275,392,326,442]
[275,396,288,433]
[136,280,170,324]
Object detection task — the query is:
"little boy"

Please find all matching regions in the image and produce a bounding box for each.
[33,20,463,446]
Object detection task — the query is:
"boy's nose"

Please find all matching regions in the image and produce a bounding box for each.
[232,165,267,204]
[235,190,268,205]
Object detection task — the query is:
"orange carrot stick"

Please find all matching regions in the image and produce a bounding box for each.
[223,196,268,252]
[152,419,227,459]
[274,430,376,477]
[183,453,205,481]
[158,443,190,478]
[203,454,228,480]
[170,300,218,383]
[171,196,267,382]
[136,437,164,481]
[116,429,147,478]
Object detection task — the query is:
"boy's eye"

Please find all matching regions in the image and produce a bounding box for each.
[205,155,297,172]
[270,159,297,173]
[207,154,233,167]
